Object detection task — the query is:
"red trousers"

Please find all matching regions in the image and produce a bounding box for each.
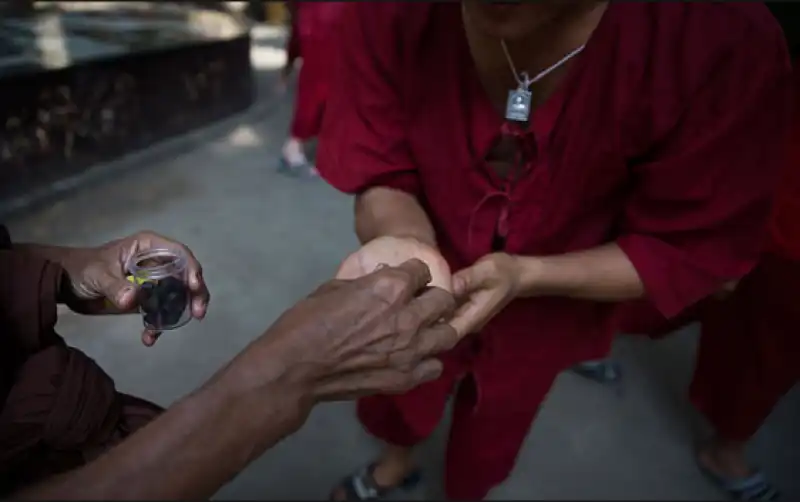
[357,343,564,500]
[616,253,800,442]
[690,253,800,441]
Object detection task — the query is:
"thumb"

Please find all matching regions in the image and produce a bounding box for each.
[452,262,489,298]
[94,270,139,311]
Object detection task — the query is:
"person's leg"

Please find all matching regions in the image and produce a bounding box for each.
[281,47,328,178]
[690,254,800,500]
[330,356,461,500]
[573,299,700,385]
[443,362,561,500]
[281,66,322,177]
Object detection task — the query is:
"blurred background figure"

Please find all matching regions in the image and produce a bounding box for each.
[278,1,346,179]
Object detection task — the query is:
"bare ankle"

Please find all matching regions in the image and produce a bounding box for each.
[701,437,751,478]
[372,446,415,486]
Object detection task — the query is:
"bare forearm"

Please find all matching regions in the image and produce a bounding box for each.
[14,355,310,500]
[516,243,645,301]
[354,188,436,247]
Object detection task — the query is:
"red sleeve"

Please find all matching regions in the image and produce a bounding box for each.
[617,21,793,318]
[316,4,421,197]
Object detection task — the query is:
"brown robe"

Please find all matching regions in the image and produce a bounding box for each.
[0,226,162,495]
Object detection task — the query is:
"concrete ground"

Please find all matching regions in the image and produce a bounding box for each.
[3,26,798,501]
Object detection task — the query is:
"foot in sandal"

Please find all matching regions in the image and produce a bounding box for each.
[697,438,781,501]
[330,447,421,501]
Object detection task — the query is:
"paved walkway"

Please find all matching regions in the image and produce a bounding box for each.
[4,31,797,501]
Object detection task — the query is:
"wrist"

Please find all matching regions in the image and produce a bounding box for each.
[513,255,545,298]
[19,243,100,300]
[215,338,317,410]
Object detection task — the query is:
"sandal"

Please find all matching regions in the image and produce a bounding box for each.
[698,460,780,501]
[571,359,622,385]
[330,462,422,501]
[700,467,781,501]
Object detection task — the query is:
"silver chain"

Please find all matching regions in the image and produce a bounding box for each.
[500,39,586,90]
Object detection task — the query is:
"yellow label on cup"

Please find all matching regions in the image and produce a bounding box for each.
[126,275,154,286]
[103,275,152,309]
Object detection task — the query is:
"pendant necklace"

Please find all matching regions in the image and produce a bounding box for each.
[501,39,585,123]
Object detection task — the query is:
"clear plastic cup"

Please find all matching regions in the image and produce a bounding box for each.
[127,248,192,331]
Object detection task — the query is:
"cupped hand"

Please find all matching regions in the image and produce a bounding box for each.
[61,231,210,346]
[450,252,521,337]
[336,236,453,292]
[257,259,460,401]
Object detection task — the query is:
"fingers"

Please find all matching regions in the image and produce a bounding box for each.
[334,287,457,374]
[313,359,443,401]
[190,281,210,320]
[393,258,433,294]
[404,286,456,328]
[134,231,210,319]
[414,322,461,358]
[141,329,163,347]
[452,265,481,298]
[448,289,493,338]
[364,258,432,305]
[97,271,139,311]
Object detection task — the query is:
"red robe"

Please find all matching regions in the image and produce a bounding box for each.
[317,4,791,499]
[285,1,345,140]
[689,64,800,442]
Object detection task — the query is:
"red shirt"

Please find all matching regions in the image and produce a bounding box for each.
[766,66,800,260]
[318,3,792,368]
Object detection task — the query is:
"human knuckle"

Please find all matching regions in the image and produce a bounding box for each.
[483,257,501,275]
[388,349,417,370]
[433,289,457,314]
[372,272,409,301]
[394,308,422,333]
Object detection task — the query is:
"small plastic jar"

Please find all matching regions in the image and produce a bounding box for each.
[127,248,192,331]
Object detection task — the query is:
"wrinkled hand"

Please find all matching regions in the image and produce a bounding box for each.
[62,231,210,346]
[336,236,453,292]
[258,259,459,401]
[450,253,521,337]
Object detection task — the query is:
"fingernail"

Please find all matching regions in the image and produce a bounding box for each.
[374,263,388,271]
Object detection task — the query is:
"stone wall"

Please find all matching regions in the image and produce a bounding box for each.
[0,34,254,200]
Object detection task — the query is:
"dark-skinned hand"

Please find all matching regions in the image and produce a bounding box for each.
[59,231,210,346]
[243,258,460,403]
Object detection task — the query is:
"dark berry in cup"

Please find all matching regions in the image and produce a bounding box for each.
[137,277,189,329]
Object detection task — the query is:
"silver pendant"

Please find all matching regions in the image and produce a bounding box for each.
[505,87,532,122]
